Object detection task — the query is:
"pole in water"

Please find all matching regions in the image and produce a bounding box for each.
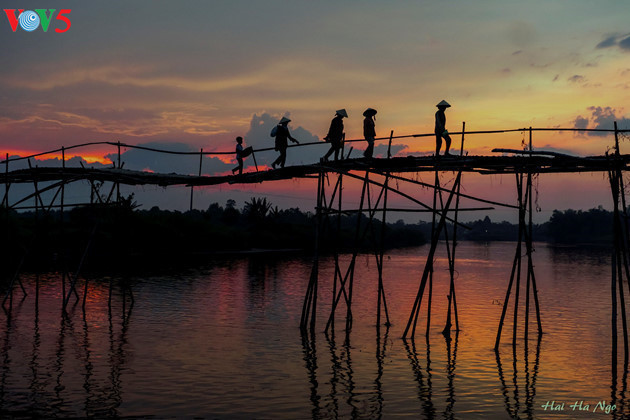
[190,148,203,211]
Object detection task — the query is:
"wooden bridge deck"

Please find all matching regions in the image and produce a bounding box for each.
[3,152,630,188]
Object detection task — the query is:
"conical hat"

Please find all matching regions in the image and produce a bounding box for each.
[336,109,348,118]
[279,117,291,124]
[363,108,377,117]
[436,100,451,108]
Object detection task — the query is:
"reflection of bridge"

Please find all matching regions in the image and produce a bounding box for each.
[2,124,630,352]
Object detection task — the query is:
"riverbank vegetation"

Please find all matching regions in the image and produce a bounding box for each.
[0,199,618,273]
[0,197,426,271]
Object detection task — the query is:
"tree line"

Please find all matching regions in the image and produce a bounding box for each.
[0,200,618,273]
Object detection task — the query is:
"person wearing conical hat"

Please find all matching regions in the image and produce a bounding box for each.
[363,108,377,158]
[271,116,299,169]
[435,100,452,156]
[322,109,347,162]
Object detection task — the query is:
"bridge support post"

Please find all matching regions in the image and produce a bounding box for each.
[609,121,630,381]
[376,171,391,328]
[494,171,543,350]
[403,172,462,340]
[300,171,324,334]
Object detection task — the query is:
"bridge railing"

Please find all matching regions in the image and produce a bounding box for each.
[2,125,628,172]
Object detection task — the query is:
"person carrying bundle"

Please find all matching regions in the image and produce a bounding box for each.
[231,136,253,175]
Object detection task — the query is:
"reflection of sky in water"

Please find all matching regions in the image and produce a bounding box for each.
[0,242,624,418]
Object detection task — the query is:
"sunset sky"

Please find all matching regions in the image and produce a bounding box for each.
[2,1,629,219]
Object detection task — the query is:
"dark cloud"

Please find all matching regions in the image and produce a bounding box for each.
[595,33,630,52]
[106,142,232,175]
[5,155,109,171]
[596,35,618,49]
[244,112,323,167]
[573,116,589,131]
[572,106,630,136]
[568,75,585,83]
[242,112,408,165]
[620,36,630,50]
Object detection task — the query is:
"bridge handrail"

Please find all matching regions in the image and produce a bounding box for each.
[2,126,628,165]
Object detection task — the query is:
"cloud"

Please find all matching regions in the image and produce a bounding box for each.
[595,33,630,52]
[240,113,412,165]
[244,112,323,167]
[566,75,600,88]
[573,116,589,131]
[373,144,408,158]
[596,35,618,49]
[5,155,109,171]
[107,142,232,175]
[571,106,630,136]
[568,75,585,84]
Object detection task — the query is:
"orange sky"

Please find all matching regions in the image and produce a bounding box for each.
[2,1,629,217]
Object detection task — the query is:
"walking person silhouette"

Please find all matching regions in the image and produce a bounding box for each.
[271,117,299,169]
[232,136,244,175]
[435,100,452,156]
[322,109,347,162]
[363,108,377,158]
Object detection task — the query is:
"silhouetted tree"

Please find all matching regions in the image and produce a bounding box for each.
[547,206,612,243]
[244,197,272,224]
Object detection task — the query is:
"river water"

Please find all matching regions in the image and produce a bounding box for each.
[0,242,626,419]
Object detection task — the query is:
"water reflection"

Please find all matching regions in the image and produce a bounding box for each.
[301,326,392,419]
[0,278,133,418]
[1,243,628,417]
[0,312,13,414]
[444,334,458,419]
[326,332,357,418]
[494,337,541,419]
[302,333,321,418]
[402,335,460,419]
[404,338,436,418]
[373,325,389,419]
[29,301,45,415]
[613,366,629,419]
[107,304,132,417]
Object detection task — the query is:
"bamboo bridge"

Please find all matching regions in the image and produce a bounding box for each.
[2,124,630,356]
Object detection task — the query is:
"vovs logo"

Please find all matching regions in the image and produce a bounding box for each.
[4,9,71,33]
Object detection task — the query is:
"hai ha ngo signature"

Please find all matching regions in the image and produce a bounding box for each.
[541,400,616,414]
